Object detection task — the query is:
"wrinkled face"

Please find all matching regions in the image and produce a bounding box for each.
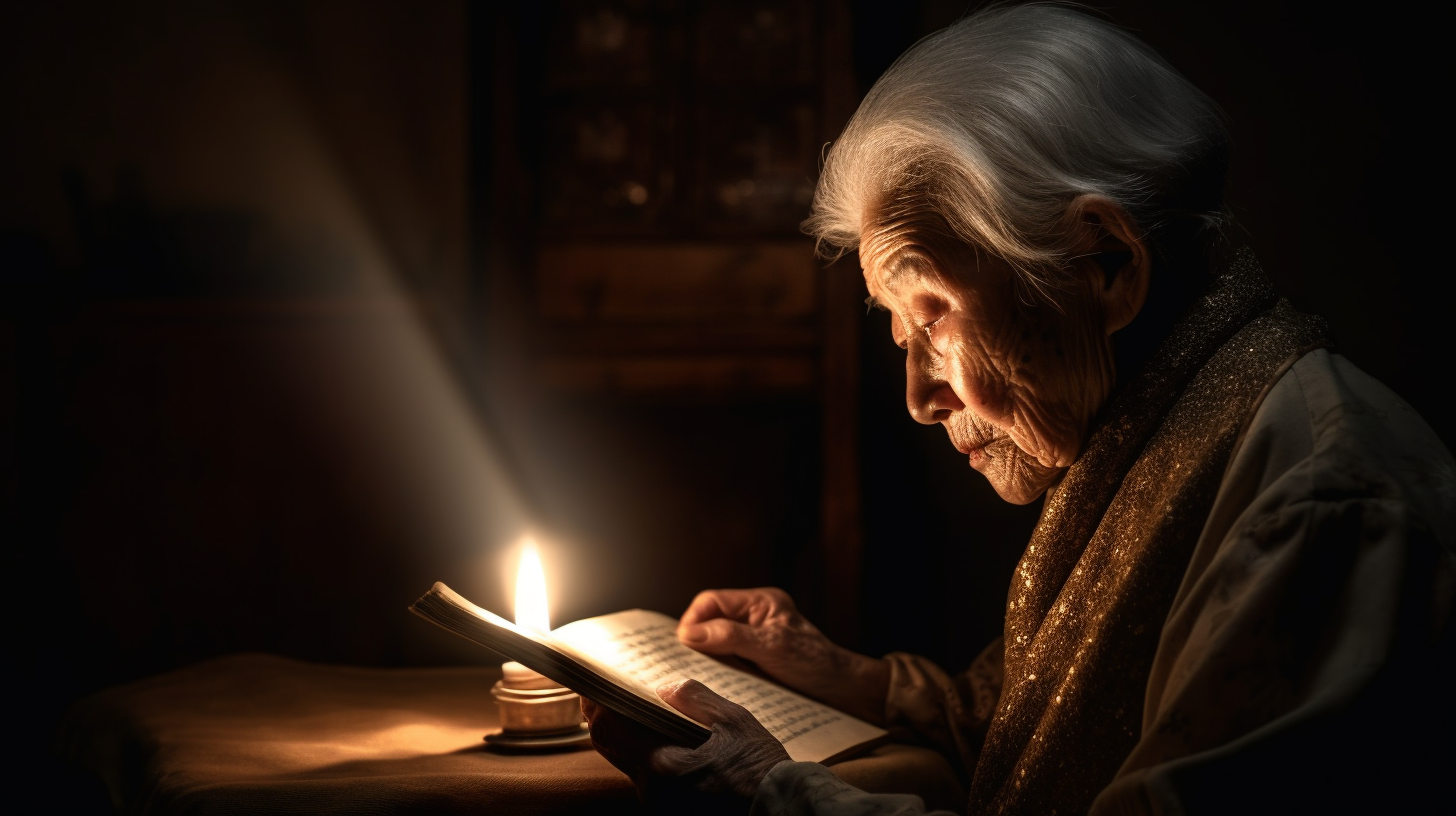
[861,217,1118,504]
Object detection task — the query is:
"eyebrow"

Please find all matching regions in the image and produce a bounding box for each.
[862,252,923,314]
[882,254,918,288]
[873,252,934,303]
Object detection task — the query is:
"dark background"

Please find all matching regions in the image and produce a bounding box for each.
[4,0,1445,793]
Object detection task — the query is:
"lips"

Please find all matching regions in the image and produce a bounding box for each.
[966,446,986,467]
[946,415,1005,473]
[951,434,992,469]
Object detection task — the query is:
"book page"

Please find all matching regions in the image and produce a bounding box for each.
[551,609,885,763]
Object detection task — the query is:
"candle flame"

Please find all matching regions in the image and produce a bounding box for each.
[514,541,550,635]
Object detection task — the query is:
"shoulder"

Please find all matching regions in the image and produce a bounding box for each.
[1154,350,1455,704]
[1209,348,1455,547]
[1121,350,1456,812]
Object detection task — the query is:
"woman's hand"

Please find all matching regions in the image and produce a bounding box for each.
[582,679,789,816]
[677,587,890,725]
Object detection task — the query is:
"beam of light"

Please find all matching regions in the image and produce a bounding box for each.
[50,5,546,633]
[20,4,564,756]
[160,12,542,600]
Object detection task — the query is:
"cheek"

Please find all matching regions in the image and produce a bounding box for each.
[1016,327,1071,391]
[943,328,1013,419]
[1012,309,1089,389]
[1011,309,1114,461]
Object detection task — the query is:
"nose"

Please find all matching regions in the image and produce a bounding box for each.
[905,338,963,425]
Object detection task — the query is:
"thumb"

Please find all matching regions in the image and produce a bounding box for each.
[647,743,700,776]
[679,617,767,660]
[656,678,750,728]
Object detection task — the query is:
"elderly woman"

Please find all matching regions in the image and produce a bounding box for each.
[583,4,1454,814]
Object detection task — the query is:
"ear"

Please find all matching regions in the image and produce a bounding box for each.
[1064,195,1151,335]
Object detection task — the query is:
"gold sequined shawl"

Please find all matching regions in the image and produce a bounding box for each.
[967,251,1328,815]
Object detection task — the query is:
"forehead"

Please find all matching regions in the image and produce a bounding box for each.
[859,214,988,302]
[859,212,940,290]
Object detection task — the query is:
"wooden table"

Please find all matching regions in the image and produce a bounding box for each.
[57,654,966,814]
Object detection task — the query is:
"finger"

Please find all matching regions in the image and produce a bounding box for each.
[586,702,675,771]
[680,587,793,627]
[576,690,617,728]
[657,678,757,729]
[680,587,796,647]
[678,588,751,629]
[679,616,774,661]
[647,743,701,776]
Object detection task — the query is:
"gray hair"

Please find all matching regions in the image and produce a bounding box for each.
[805,2,1231,301]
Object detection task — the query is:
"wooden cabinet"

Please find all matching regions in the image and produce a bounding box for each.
[474,0,865,640]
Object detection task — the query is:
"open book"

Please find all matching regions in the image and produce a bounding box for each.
[409,582,887,764]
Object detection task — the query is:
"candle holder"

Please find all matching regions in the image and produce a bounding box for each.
[484,668,591,750]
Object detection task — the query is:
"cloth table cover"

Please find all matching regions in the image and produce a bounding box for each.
[58,653,966,814]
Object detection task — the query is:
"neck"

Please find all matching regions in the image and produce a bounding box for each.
[1110,248,1218,389]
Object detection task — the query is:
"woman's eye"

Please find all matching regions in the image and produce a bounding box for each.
[922,315,946,340]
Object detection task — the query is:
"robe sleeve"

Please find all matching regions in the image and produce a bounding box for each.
[747,641,1003,816]
[881,637,1004,786]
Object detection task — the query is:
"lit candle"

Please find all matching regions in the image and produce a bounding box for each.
[501,542,556,690]
[486,538,586,748]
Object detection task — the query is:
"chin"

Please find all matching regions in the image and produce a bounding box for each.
[981,453,1063,505]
